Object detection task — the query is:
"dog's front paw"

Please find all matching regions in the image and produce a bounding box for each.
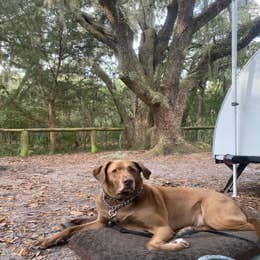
[34,238,54,249]
[34,236,66,249]
[34,239,50,249]
[168,238,190,249]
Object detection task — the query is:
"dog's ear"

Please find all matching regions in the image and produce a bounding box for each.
[133,162,151,179]
[93,165,103,181]
[93,162,111,183]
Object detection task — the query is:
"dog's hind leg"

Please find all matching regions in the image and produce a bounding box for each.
[176,225,214,237]
[201,196,256,234]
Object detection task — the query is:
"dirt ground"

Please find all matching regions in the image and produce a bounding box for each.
[0,151,259,259]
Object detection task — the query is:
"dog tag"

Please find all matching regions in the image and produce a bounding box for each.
[108,209,117,219]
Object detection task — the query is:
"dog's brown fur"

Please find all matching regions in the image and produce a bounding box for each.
[37,160,260,251]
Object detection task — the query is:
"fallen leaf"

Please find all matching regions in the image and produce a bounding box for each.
[0,222,9,228]
[0,238,15,244]
[70,210,83,217]
[18,247,30,256]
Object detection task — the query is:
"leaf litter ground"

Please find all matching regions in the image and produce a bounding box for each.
[0,151,259,259]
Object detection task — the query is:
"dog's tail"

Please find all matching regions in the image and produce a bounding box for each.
[248,218,260,238]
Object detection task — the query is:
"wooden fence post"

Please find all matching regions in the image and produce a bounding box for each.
[20,130,29,158]
[90,130,97,153]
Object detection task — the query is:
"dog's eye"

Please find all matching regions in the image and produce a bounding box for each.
[128,166,137,173]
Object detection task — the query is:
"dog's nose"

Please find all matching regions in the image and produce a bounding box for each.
[123,179,133,187]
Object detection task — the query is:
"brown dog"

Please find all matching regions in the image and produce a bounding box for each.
[37,160,260,250]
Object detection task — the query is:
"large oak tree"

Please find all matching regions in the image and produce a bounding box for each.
[59,0,260,154]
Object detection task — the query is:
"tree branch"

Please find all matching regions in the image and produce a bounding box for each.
[98,0,162,106]
[99,0,134,43]
[92,63,133,121]
[190,16,260,82]
[64,0,117,50]
[73,11,117,51]
[161,0,195,98]
[92,62,137,147]
[154,0,178,68]
[138,28,156,82]
[192,0,231,33]
[120,73,166,107]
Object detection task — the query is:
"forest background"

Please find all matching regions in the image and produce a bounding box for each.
[1,0,260,156]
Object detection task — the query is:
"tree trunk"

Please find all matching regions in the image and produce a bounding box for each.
[150,86,196,155]
[133,98,152,149]
[48,99,56,154]
[150,105,182,154]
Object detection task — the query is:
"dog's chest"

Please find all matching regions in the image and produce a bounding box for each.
[103,208,136,225]
[109,209,148,231]
[115,210,135,223]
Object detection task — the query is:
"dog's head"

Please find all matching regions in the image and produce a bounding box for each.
[93,160,151,199]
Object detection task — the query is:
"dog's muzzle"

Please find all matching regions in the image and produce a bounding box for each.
[118,178,135,195]
[123,179,134,188]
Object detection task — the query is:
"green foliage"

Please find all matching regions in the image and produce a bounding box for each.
[183,41,260,145]
[0,0,128,155]
[1,0,260,155]
[182,0,260,145]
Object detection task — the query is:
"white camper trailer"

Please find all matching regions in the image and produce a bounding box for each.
[213,49,260,195]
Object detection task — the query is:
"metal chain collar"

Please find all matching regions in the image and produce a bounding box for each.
[102,188,143,221]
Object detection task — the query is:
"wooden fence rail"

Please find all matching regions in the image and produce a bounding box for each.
[0,127,124,132]
[0,128,124,157]
[181,126,214,131]
[0,126,214,157]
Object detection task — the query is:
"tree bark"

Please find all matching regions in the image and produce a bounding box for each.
[134,98,152,149]
[48,98,56,154]
[150,82,193,154]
